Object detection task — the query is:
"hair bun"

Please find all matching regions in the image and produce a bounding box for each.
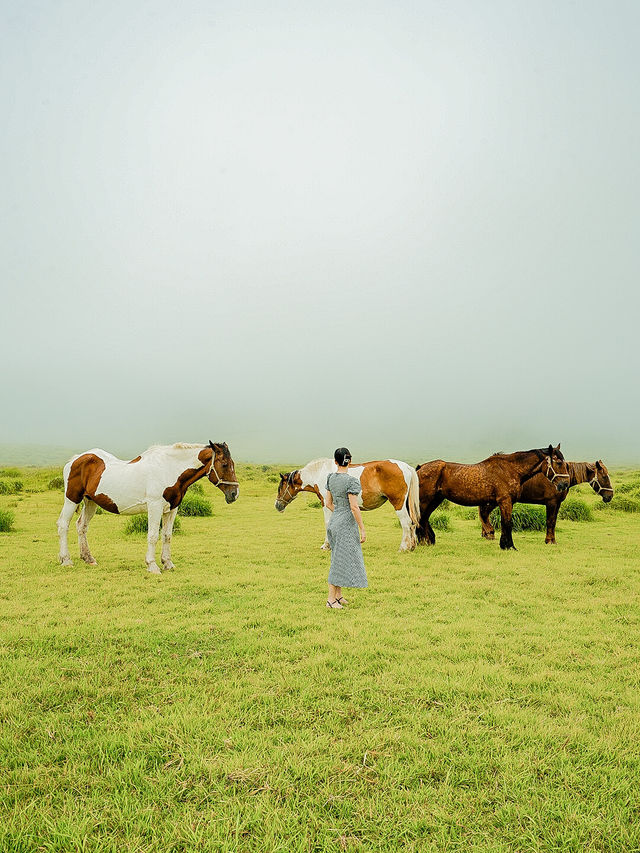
[334,446,352,467]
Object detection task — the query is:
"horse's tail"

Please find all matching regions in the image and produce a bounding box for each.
[406,466,420,526]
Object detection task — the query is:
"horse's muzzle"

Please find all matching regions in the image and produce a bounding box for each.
[556,481,569,493]
[274,500,286,512]
[225,488,239,504]
[603,493,613,503]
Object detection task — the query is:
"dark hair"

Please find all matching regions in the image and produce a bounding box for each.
[334,447,352,467]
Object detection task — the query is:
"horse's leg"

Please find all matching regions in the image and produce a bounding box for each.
[77,498,98,565]
[57,498,79,567]
[145,503,163,574]
[417,496,443,545]
[395,504,415,552]
[498,497,516,550]
[161,507,179,571]
[479,502,496,540]
[545,500,560,545]
[320,504,331,550]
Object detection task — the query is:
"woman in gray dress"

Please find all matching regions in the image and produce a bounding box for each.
[325,447,368,609]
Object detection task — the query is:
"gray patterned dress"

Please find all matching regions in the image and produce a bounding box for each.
[326,472,368,588]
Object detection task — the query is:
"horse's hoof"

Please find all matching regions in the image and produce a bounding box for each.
[147,564,162,575]
[60,558,73,567]
[320,543,331,551]
[162,562,175,571]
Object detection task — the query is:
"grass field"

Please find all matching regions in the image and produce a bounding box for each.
[1,464,639,852]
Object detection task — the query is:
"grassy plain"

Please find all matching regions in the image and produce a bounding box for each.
[1,465,639,852]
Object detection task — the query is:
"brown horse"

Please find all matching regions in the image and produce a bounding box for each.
[416,444,570,550]
[275,457,420,551]
[479,459,613,544]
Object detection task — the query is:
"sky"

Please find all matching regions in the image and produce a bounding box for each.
[1,0,639,464]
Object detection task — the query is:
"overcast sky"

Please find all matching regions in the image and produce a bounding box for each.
[1,0,639,464]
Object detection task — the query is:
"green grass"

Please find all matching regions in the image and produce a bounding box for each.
[0,467,21,478]
[430,511,451,531]
[558,497,594,522]
[123,514,183,535]
[0,508,15,531]
[488,504,546,531]
[177,492,213,517]
[0,479,23,495]
[596,495,640,514]
[0,465,639,851]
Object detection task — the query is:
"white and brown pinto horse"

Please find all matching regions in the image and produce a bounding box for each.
[275,458,420,551]
[57,442,239,574]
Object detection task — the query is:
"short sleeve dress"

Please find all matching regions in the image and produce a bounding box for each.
[325,472,368,588]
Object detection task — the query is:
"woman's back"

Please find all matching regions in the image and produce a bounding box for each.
[327,472,360,511]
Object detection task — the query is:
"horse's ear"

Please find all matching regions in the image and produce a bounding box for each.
[208,440,215,449]
[596,459,603,469]
[279,473,286,480]
[555,443,561,452]
[547,444,554,458]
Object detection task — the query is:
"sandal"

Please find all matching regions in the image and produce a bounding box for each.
[326,599,343,609]
[336,597,348,606]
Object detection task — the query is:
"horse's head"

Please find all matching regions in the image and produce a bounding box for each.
[587,459,613,502]
[275,471,302,512]
[207,441,239,503]
[540,443,570,492]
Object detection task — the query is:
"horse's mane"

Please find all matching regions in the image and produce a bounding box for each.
[568,461,593,484]
[300,457,333,477]
[144,442,205,454]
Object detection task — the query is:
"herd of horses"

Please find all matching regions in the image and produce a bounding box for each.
[57,441,613,572]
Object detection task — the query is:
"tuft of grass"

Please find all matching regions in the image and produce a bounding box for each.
[306,499,322,509]
[124,515,183,535]
[616,479,640,494]
[0,468,21,478]
[178,492,213,517]
[48,476,65,490]
[430,511,451,531]
[451,505,478,520]
[0,509,15,532]
[596,495,640,513]
[0,480,23,495]
[489,504,546,531]
[559,497,594,522]
[188,481,205,495]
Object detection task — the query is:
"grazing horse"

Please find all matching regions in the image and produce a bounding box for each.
[274,458,420,551]
[416,444,570,550]
[479,459,613,544]
[57,442,239,574]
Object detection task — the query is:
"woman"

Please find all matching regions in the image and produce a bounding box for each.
[324,447,368,609]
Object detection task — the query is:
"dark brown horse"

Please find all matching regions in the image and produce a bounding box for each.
[479,459,613,544]
[416,444,570,550]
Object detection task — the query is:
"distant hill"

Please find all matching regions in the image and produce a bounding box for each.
[0,444,79,467]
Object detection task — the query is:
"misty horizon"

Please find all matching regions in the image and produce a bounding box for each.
[2,1,639,467]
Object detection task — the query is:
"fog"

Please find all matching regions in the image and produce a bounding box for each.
[2,1,639,465]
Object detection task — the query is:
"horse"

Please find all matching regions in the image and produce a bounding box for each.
[415,444,570,550]
[274,457,420,551]
[57,441,239,574]
[479,459,613,544]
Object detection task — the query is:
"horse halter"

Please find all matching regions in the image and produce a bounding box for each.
[279,473,298,504]
[545,458,571,484]
[208,458,238,488]
[588,475,613,495]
